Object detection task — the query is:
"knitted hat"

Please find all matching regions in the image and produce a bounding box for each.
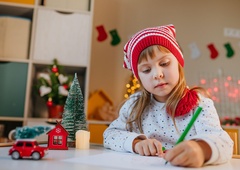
[123,24,184,79]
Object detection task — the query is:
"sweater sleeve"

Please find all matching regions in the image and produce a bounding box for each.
[189,95,233,165]
[103,94,147,153]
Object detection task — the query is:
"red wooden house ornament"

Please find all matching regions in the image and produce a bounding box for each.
[47,120,68,150]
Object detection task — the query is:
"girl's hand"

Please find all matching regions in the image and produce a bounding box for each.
[133,138,164,156]
[163,140,212,167]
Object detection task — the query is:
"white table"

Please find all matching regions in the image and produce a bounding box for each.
[0,144,240,170]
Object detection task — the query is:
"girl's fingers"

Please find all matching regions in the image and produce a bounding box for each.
[153,140,163,156]
[164,144,184,161]
[136,139,163,156]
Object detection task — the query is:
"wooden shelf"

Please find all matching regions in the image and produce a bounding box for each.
[0,0,94,139]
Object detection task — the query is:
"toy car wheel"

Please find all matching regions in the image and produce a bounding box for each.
[32,152,41,160]
[11,151,20,159]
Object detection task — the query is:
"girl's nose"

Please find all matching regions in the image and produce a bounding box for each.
[153,69,164,79]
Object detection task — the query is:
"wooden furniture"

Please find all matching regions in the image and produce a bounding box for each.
[88,121,109,144]
[0,0,94,139]
[223,125,240,155]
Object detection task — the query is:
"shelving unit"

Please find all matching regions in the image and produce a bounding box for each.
[222,125,240,155]
[0,0,94,140]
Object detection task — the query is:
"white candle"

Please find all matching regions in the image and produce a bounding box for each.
[76,130,90,149]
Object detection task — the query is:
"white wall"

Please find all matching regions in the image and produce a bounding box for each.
[89,0,240,110]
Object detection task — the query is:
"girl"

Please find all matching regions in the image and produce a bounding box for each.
[103,24,233,167]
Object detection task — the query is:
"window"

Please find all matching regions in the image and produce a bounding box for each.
[25,142,33,147]
[16,142,24,147]
[53,136,63,145]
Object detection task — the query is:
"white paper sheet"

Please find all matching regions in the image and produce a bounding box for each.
[64,151,182,170]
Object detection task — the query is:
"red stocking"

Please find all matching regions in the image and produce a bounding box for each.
[96,25,108,41]
[207,43,219,59]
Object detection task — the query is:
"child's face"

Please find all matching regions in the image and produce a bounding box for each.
[137,46,179,102]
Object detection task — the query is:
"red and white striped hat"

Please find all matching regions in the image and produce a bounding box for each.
[123,24,184,79]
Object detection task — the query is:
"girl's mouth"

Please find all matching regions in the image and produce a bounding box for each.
[154,83,167,88]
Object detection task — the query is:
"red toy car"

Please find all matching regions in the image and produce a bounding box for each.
[9,139,48,160]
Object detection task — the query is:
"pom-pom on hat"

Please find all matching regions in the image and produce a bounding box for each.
[123,24,184,79]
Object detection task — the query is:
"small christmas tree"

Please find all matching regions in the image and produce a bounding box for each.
[61,73,87,146]
[13,126,51,140]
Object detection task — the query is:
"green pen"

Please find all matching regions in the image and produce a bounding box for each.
[165,106,203,165]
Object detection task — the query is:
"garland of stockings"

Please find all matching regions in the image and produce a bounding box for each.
[95,24,237,60]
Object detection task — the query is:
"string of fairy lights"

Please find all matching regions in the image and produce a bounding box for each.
[198,72,240,119]
[124,74,141,99]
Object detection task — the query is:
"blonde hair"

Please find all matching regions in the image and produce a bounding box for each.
[125,45,208,133]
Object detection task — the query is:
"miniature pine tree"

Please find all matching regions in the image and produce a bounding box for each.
[13,126,51,139]
[61,73,87,144]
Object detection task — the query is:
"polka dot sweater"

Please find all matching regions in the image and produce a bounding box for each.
[103,92,233,165]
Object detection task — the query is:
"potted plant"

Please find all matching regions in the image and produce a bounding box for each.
[35,59,73,118]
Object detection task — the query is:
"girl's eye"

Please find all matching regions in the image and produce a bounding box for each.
[142,68,151,73]
[160,61,170,67]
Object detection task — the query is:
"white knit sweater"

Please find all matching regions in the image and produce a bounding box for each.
[103,92,233,165]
